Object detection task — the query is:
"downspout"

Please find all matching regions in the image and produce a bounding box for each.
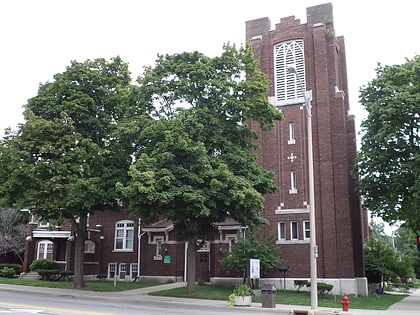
[137,218,145,278]
[184,241,188,282]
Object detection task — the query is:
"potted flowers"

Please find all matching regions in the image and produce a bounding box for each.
[228,284,253,307]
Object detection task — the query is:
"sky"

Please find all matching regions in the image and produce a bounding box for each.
[1,1,418,233]
[1,0,418,138]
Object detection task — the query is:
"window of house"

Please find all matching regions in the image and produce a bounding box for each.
[37,240,53,260]
[303,220,311,240]
[130,263,138,280]
[288,122,296,144]
[274,39,306,106]
[290,221,298,240]
[227,236,236,252]
[278,222,286,240]
[114,220,134,251]
[156,238,163,257]
[289,170,297,194]
[108,263,116,279]
[119,263,127,279]
[84,240,95,254]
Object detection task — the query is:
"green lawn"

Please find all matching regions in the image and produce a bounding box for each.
[150,284,408,310]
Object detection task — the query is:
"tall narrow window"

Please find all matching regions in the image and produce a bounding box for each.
[156,238,163,257]
[290,221,298,240]
[130,264,139,279]
[130,263,138,279]
[227,236,236,252]
[303,220,311,240]
[288,122,296,144]
[274,39,306,106]
[114,220,134,251]
[289,170,297,194]
[278,222,286,240]
[108,263,116,279]
[119,263,127,279]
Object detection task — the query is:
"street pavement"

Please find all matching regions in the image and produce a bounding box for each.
[0,281,419,314]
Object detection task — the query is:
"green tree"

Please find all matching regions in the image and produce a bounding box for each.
[118,43,283,295]
[356,55,420,234]
[394,225,419,279]
[0,57,135,288]
[364,222,414,282]
[219,233,281,285]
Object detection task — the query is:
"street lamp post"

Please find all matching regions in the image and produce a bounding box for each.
[288,66,318,310]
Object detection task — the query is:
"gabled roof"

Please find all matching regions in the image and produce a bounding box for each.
[141,218,174,233]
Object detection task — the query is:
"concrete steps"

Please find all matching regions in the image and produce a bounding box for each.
[20,271,41,280]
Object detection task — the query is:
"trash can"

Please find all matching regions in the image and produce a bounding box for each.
[261,284,276,308]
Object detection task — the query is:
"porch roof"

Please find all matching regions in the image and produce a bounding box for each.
[141,218,174,233]
[32,230,72,239]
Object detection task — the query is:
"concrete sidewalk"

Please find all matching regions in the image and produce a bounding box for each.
[0,282,419,314]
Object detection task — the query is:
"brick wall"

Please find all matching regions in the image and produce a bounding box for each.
[246,3,365,279]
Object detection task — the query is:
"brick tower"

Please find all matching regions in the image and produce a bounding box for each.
[246,3,368,295]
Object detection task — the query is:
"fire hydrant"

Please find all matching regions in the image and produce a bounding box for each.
[340,294,350,312]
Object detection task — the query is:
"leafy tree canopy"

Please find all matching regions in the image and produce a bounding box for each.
[0,57,136,288]
[364,222,415,280]
[117,43,283,294]
[356,55,420,233]
[119,43,283,233]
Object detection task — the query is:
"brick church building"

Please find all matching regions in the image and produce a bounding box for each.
[246,2,368,294]
[22,3,368,296]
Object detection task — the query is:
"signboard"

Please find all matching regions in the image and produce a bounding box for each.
[249,258,260,279]
[164,255,171,264]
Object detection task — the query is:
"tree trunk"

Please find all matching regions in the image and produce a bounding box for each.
[186,238,196,296]
[73,216,87,289]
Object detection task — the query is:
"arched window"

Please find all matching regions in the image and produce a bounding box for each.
[274,39,306,106]
[37,240,53,260]
[114,220,134,251]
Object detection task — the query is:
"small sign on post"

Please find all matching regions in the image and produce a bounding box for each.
[164,255,171,264]
[249,258,260,279]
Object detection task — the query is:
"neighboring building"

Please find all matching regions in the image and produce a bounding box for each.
[246,2,368,295]
[22,3,368,296]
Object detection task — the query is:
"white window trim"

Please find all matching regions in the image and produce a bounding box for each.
[37,240,53,260]
[289,170,297,194]
[227,236,236,252]
[288,122,296,145]
[130,263,138,280]
[290,221,299,240]
[114,220,134,251]
[278,222,286,240]
[273,39,306,106]
[303,220,311,240]
[154,237,164,260]
[108,262,116,279]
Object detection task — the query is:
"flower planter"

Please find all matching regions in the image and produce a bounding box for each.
[234,295,252,306]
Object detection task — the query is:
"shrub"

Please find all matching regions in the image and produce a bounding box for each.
[96,274,107,280]
[0,267,16,278]
[0,264,21,274]
[37,269,60,280]
[294,280,310,291]
[29,259,56,272]
[306,282,334,295]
